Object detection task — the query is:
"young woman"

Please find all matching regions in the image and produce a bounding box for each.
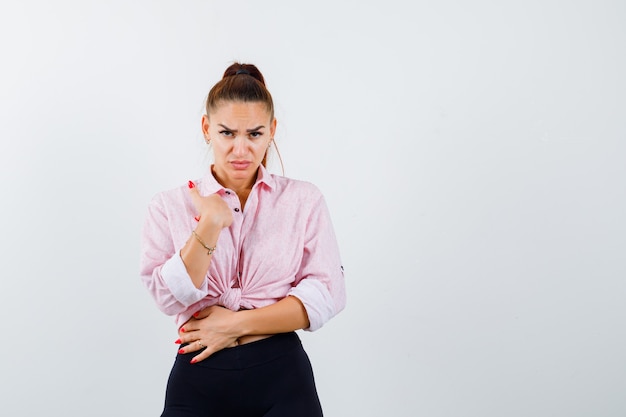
[140,63,346,417]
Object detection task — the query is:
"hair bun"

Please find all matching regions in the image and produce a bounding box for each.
[223,63,266,86]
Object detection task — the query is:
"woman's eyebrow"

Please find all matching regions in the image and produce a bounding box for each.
[217,124,265,133]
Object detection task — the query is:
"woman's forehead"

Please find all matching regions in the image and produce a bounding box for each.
[209,101,272,122]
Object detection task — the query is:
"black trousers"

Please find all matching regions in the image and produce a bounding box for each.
[161,332,323,417]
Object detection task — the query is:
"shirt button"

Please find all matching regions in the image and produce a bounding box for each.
[234,208,240,212]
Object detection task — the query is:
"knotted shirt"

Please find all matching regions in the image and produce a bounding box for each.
[139,165,346,331]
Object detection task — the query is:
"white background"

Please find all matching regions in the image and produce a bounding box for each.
[1,1,625,416]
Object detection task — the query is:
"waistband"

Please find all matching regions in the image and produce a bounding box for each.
[176,332,302,370]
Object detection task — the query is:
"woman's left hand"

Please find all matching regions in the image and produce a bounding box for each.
[176,305,241,363]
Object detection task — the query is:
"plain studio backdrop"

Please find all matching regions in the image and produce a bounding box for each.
[0,1,624,416]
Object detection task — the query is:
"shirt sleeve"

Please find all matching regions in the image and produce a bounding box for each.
[288,193,346,331]
[139,195,209,316]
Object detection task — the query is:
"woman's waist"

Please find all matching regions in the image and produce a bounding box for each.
[181,332,302,370]
[236,334,272,345]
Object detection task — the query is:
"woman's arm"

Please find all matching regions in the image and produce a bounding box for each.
[237,295,310,334]
[181,181,233,288]
[176,296,309,363]
[140,182,234,314]
[179,215,223,289]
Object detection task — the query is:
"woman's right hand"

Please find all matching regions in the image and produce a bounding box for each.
[188,181,233,228]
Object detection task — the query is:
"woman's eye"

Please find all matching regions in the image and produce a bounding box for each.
[219,130,233,137]
[249,132,262,138]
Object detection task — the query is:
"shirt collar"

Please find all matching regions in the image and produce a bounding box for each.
[200,164,275,196]
[255,164,276,190]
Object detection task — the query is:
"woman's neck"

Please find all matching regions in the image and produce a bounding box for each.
[212,166,257,209]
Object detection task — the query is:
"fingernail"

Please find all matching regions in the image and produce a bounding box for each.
[178,348,185,354]
[194,216,200,222]
[188,180,195,189]
[180,327,185,333]
[174,339,181,344]
[193,311,199,317]
[190,358,197,364]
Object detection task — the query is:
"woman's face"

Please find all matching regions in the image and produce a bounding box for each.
[202,101,276,190]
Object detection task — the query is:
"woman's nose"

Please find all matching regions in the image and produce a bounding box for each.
[232,136,246,156]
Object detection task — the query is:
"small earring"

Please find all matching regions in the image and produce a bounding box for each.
[205,137,210,144]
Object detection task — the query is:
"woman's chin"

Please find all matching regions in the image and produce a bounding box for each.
[223,166,258,184]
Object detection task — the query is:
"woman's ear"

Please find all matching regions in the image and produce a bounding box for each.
[270,117,277,138]
[201,114,210,140]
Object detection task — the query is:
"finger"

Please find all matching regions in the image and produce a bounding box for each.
[175,329,199,345]
[189,337,239,363]
[178,339,206,355]
[187,180,202,207]
[178,324,199,339]
[192,304,223,320]
[179,317,201,333]
[189,343,220,364]
[192,308,211,319]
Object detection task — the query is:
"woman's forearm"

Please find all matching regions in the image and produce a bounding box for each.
[236,296,310,336]
[181,182,234,288]
[180,221,222,288]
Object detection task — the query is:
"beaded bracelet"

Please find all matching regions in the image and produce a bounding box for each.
[191,230,216,255]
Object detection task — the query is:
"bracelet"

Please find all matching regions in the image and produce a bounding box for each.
[191,230,216,255]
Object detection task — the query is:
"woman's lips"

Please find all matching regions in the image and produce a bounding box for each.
[230,161,251,170]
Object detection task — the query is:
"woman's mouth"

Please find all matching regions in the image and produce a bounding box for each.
[230,161,251,170]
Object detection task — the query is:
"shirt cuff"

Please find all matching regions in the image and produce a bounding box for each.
[288,279,336,332]
[161,252,208,307]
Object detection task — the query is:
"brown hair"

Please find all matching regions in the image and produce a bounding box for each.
[205,63,274,120]
[205,63,282,170]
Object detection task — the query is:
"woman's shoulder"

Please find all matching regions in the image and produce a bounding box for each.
[269,174,324,200]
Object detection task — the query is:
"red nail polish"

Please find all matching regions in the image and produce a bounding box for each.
[194,216,200,222]
[174,339,181,344]
[178,348,185,354]
[188,180,195,189]
[190,358,197,364]
[193,312,199,317]
[180,327,185,333]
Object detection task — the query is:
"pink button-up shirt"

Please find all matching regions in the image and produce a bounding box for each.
[140,166,346,331]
